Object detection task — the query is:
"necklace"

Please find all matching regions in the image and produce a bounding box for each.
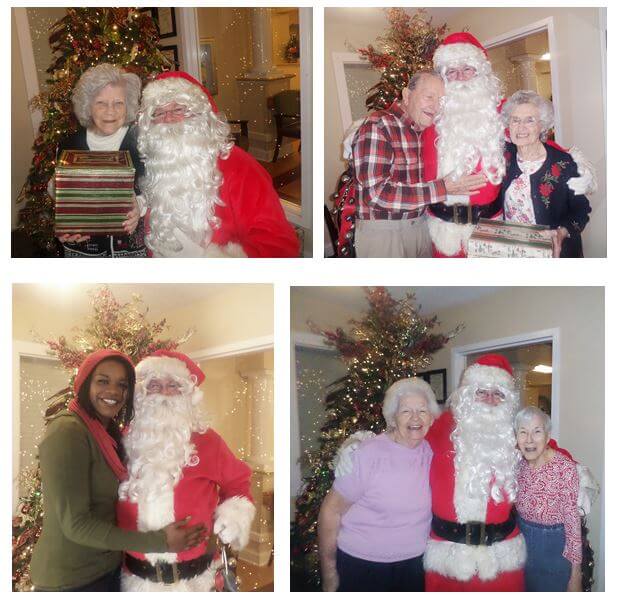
[518,144,546,163]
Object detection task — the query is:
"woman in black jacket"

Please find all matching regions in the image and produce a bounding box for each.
[53,63,147,257]
[500,90,591,257]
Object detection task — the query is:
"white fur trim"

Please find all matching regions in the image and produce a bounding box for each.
[136,356,191,383]
[427,214,474,256]
[203,242,247,258]
[137,492,177,565]
[213,496,256,551]
[462,364,515,390]
[424,534,525,581]
[434,43,488,71]
[121,559,219,591]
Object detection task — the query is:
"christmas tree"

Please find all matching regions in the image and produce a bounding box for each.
[291,287,460,589]
[16,8,171,256]
[12,286,193,591]
[358,8,447,111]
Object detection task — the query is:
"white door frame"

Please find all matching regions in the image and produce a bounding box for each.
[290,332,336,510]
[450,327,561,438]
[482,17,562,143]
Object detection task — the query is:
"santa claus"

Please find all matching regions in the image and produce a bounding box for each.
[422,354,524,591]
[116,350,255,591]
[425,32,506,257]
[137,71,299,258]
[334,354,525,591]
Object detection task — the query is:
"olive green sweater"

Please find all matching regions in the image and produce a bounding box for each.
[30,412,167,590]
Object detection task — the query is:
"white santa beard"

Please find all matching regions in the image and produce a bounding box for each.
[140,119,224,255]
[436,74,505,184]
[449,386,520,522]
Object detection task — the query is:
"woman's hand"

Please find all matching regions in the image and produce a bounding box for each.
[57,233,91,244]
[550,227,569,258]
[567,563,583,592]
[322,567,340,592]
[122,195,140,234]
[163,517,207,552]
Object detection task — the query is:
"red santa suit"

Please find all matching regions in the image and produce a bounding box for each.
[116,350,255,591]
[423,354,525,591]
[140,71,299,258]
[425,33,506,258]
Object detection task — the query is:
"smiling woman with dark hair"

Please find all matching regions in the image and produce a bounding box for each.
[30,349,205,592]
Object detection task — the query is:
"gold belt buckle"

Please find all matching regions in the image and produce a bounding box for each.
[465,521,487,546]
[155,562,164,584]
[453,204,460,225]
[155,562,180,585]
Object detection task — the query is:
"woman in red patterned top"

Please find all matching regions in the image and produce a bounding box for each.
[514,406,582,591]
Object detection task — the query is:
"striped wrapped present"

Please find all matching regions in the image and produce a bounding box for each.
[55,150,135,236]
[467,218,553,258]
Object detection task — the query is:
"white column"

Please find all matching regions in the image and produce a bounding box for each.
[242,368,274,473]
[509,54,541,92]
[247,8,281,77]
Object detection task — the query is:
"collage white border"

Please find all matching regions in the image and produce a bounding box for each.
[3,0,612,593]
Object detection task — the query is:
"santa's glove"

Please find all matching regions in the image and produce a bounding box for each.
[213,496,256,551]
[443,193,471,206]
[157,228,207,258]
[576,463,600,516]
[331,430,375,478]
[342,119,365,160]
[567,146,597,195]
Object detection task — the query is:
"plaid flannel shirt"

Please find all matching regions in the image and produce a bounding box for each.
[352,102,447,220]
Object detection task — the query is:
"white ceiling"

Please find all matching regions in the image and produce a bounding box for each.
[325,8,464,29]
[13,284,235,319]
[294,287,502,316]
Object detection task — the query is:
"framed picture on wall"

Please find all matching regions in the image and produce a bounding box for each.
[157,8,177,39]
[199,38,218,96]
[139,7,176,39]
[160,44,179,71]
[418,368,447,404]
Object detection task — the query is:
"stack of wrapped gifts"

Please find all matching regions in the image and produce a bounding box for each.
[54,150,135,236]
[467,218,553,258]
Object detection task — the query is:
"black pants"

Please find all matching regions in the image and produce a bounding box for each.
[336,548,424,592]
[36,567,121,592]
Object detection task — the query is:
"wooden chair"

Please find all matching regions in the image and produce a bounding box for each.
[270,90,301,162]
[227,119,249,151]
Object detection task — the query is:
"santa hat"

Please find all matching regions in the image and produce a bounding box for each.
[136,350,205,386]
[460,353,515,390]
[433,32,489,71]
[142,70,218,114]
[74,349,134,396]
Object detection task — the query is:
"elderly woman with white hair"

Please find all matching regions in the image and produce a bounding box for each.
[514,406,582,591]
[317,378,440,592]
[54,63,145,257]
[500,90,591,257]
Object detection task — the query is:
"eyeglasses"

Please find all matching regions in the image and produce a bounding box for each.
[93,100,125,113]
[475,388,506,401]
[445,66,477,81]
[152,106,192,120]
[509,117,539,126]
[145,378,184,394]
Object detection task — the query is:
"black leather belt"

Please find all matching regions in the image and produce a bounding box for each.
[430,198,502,225]
[431,510,517,546]
[125,552,212,585]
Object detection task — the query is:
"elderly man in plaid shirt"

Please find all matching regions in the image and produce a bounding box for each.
[350,71,487,258]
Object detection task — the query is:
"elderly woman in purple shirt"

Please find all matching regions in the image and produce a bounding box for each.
[317,378,439,592]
